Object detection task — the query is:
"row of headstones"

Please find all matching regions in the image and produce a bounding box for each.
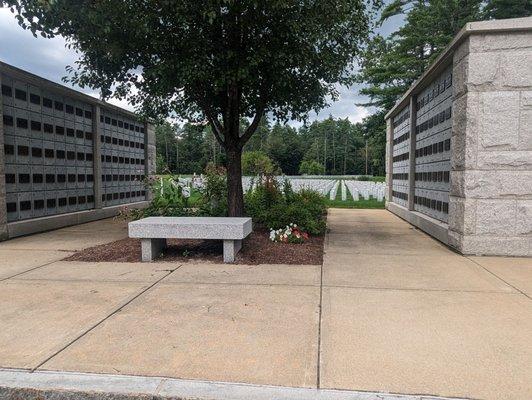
[171,175,385,202]
[288,179,337,197]
[343,180,386,202]
[241,176,337,196]
[242,176,385,202]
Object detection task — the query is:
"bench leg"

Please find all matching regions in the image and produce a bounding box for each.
[223,239,242,263]
[141,238,167,262]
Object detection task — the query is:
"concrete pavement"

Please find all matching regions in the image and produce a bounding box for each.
[0,210,530,400]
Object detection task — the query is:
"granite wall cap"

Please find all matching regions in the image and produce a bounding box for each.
[385,16,532,120]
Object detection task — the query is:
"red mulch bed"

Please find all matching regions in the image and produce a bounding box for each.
[64,228,324,265]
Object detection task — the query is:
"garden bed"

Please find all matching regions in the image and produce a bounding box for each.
[64,228,324,265]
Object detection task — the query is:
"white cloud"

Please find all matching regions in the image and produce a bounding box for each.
[287,84,374,127]
[0,8,77,83]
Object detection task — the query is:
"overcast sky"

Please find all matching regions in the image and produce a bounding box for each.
[0,6,402,127]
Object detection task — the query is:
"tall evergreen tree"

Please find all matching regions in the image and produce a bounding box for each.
[484,0,531,19]
[356,0,483,109]
[354,0,530,177]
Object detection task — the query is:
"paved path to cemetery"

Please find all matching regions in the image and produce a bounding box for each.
[0,210,531,400]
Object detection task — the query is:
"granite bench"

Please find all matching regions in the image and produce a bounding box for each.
[128,217,252,263]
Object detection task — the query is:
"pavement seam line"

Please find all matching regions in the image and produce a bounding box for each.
[316,236,326,389]
[9,277,321,288]
[320,284,520,294]
[30,264,184,372]
[323,250,454,256]
[0,259,67,282]
[466,256,531,301]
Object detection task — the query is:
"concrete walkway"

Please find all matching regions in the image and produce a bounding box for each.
[0,209,530,400]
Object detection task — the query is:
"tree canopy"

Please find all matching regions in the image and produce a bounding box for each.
[299,160,326,175]
[356,0,486,109]
[241,151,277,176]
[3,0,377,215]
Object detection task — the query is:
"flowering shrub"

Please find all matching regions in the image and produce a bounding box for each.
[197,164,228,216]
[245,178,327,235]
[120,167,326,238]
[269,224,309,244]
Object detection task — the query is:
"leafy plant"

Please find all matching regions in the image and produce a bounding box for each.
[123,168,327,236]
[5,0,374,217]
[123,176,195,220]
[299,160,325,175]
[197,164,228,217]
[155,154,169,175]
[241,151,278,176]
[245,176,326,235]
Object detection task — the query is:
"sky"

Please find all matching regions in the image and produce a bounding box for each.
[0,6,402,127]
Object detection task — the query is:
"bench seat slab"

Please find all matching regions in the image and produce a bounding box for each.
[129,217,252,240]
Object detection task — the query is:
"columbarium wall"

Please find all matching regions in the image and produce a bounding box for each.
[385,17,532,256]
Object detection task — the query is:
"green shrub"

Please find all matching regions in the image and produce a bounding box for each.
[356,175,385,182]
[299,160,325,175]
[244,175,282,222]
[126,169,327,236]
[124,176,194,220]
[197,164,228,216]
[244,177,326,235]
[241,151,278,176]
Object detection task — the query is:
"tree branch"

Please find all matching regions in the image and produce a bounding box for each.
[206,114,226,147]
[196,95,225,147]
[239,105,265,147]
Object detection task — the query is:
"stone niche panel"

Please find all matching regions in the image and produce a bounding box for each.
[520,91,532,150]
[474,199,528,236]
[478,91,520,151]
[450,92,478,171]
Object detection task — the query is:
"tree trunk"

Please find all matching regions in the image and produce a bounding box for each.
[343,134,347,175]
[332,131,336,173]
[226,147,244,217]
[203,83,263,218]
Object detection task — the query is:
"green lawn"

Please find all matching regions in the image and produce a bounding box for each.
[285,175,386,182]
[327,197,385,209]
[326,181,385,209]
[339,176,385,182]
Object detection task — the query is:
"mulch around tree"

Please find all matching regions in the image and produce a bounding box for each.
[64,228,324,265]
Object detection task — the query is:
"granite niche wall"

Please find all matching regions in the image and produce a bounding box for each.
[385,17,532,257]
[0,62,155,239]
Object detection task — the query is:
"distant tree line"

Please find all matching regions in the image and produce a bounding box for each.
[155,116,385,176]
